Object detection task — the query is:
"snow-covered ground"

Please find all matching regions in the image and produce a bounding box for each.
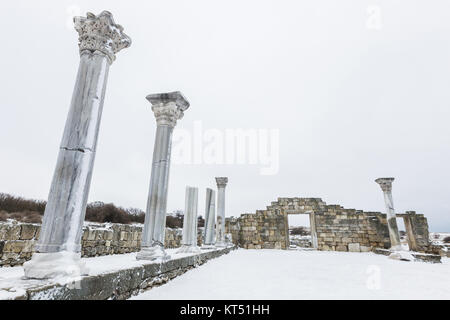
[0,248,215,300]
[131,249,450,300]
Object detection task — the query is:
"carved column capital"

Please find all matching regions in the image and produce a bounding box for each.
[375,177,394,192]
[215,177,228,188]
[74,11,131,63]
[146,91,190,126]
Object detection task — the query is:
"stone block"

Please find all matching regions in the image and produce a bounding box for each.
[348,243,361,252]
[20,224,37,240]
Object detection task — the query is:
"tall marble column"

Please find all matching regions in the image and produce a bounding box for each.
[215,177,228,247]
[202,188,216,248]
[375,177,402,251]
[137,92,190,260]
[24,11,131,279]
[177,187,200,253]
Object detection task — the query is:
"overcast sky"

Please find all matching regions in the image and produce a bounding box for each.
[0,0,449,231]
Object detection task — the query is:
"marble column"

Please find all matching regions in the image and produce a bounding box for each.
[137,92,190,260]
[202,188,216,248]
[24,11,131,279]
[375,177,402,251]
[215,177,228,247]
[177,187,200,253]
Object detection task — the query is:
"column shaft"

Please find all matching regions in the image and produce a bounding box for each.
[382,190,402,249]
[36,52,109,253]
[137,92,189,260]
[203,188,216,246]
[215,177,228,247]
[24,11,131,279]
[141,125,173,248]
[177,187,200,253]
[375,177,402,251]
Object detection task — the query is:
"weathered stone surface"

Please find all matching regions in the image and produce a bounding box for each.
[0,222,197,267]
[22,247,235,300]
[230,197,432,254]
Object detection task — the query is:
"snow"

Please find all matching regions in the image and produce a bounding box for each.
[0,248,217,300]
[131,249,450,300]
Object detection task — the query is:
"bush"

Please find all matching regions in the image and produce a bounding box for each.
[0,210,42,223]
[290,226,310,236]
[0,193,146,225]
[198,215,205,228]
[166,215,183,228]
[85,203,145,224]
[443,236,450,243]
[0,193,46,214]
[0,211,7,222]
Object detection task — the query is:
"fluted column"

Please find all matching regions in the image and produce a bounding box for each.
[202,188,216,248]
[215,177,228,247]
[137,92,190,261]
[375,177,402,251]
[24,11,131,279]
[177,186,200,253]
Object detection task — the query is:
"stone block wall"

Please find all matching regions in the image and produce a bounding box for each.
[237,210,288,249]
[400,211,430,252]
[0,221,204,267]
[314,210,390,252]
[225,217,240,246]
[232,197,432,253]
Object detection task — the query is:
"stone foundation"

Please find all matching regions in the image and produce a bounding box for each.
[0,221,203,267]
[0,246,235,300]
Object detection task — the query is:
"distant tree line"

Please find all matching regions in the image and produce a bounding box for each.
[0,193,204,227]
[289,226,310,236]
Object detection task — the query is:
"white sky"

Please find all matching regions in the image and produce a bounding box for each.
[0,0,449,231]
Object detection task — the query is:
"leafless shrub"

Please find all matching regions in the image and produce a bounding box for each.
[290,226,310,236]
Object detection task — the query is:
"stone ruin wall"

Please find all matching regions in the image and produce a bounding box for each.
[228,197,437,254]
[0,222,203,267]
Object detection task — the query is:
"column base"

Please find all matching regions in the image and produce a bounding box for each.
[201,244,216,250]
[215,241,227,248]
[176,245,201,254]
[23,251,88,280]
[388,251,415,261]
[136,244,171,261]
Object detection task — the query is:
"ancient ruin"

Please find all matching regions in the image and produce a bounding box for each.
[177,187,200,253]
[137,92,189,261]
[226,197,438,258]
[215,177,228,247]
[24,11,131,279]
[202,188,216,248]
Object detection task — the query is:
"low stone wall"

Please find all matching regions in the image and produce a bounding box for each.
[0,221,204,267]
[1,246,236,300]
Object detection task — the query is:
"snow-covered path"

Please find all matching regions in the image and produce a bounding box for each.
[131,249,450,300]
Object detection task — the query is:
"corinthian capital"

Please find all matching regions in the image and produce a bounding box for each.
[74,11,131,63]
[375,177,394,192]
[146,91,190,126]
[215,177,228,188]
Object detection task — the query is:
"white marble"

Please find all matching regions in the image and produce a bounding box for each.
[177,187,200,254]
[137,92,190,261]
[24,11,130,279]
[215,177,228,247]
[203,188,216,247]
[375,177,402,251]
[74,11,131,63]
